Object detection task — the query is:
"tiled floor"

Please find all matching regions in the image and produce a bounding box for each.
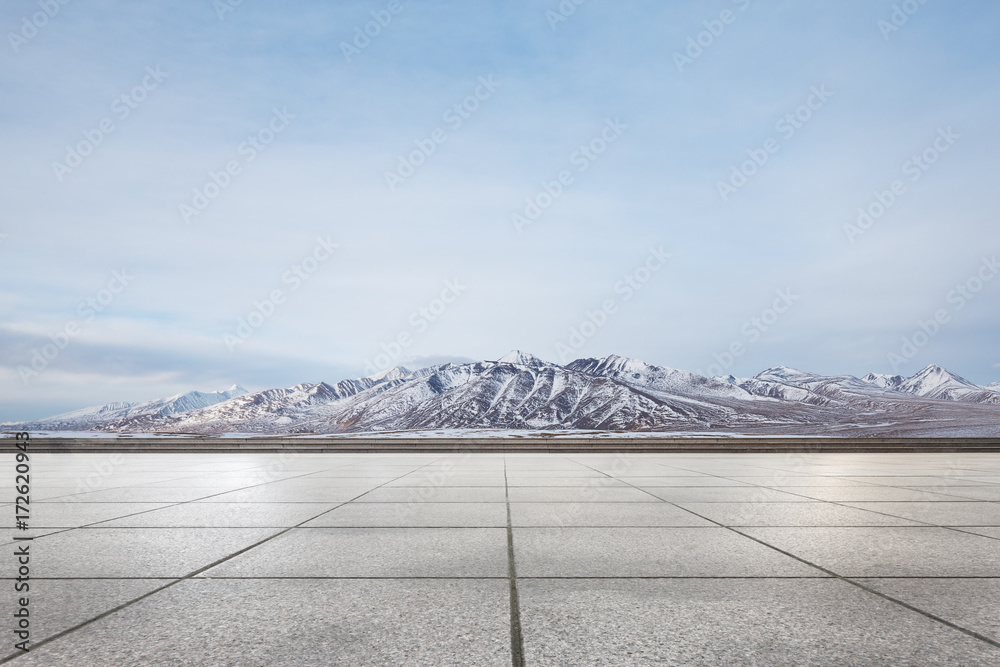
[2,451,1000,665]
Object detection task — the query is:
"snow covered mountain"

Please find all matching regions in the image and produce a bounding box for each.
[12,385,249,430]
[496,350,548,367]
[567,354,752,401]
[732,365,1000,407]
[859,364,1000,404]
[4,353,1000,436]
[98,371,411,433]
[737,367,908,407]
[862,373,905,391]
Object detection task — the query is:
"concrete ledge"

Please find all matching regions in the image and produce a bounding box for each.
[4,436,1000,453]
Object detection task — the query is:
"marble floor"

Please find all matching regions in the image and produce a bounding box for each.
[3,451,999,665]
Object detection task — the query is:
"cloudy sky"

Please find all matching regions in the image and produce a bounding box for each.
[2,0,998,421]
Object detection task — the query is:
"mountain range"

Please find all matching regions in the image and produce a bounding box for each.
[5,352,1000,437]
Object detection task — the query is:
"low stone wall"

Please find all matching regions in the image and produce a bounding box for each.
[3,436,1000,453]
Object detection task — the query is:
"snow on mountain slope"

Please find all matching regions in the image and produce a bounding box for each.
[103,372,411,433]
[897,365,1000,404]
[158,385,250,414]
[567,354,753,401]
[735,367,896,407]
[860,365,1000,404]
[497,350,550,367]
[6,353,999,435]
[862,373,906,390]
[366,366,411,382]
[309,359,748,433]
[10,385,249,430]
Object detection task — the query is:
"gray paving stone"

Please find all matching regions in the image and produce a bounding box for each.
[841,501,1000,526]
[774,486,977,502]
[7,486,119,502]
[614,470,720,479]
[507,486,654,503]
[297,473,401,483]
[839,476,992,487]
[129,480,267,492]
[24,502,173,527]
[907,486,1000,501]
[742,526,1000,576]
[0,527,63,545]
[513,527,822,577]
[53,487,226,503]
[726,475,883,487]
[509,502,714,527]
[505,469,611,478]
[675,502,921,527]
[618,476,754,487]
[195,485,375,503]
[505,477,631,487]
[9,451,1000,665]
[856,578,1000,644]
[357,487,508,503]
[385,475,507,487]
[0,579,165,658]
[958,526,1000,540]
[203,527,508,577]
[31,527,280,577]
[644,487,807,503]
[301,502,508,527]
[8,579,511,666]
[95,502,338,527]
[518,578,1000,666]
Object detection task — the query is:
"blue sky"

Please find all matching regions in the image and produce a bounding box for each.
[2,0,999,421]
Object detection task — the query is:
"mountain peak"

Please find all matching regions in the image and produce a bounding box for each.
[497,350,548,367]
[861,372,905,390]
[902,364,976,393]
[595,354,651,373]
[756,366,808,380]
[365,366,411,382]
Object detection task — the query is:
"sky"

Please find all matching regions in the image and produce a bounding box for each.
[2,0,999,421]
